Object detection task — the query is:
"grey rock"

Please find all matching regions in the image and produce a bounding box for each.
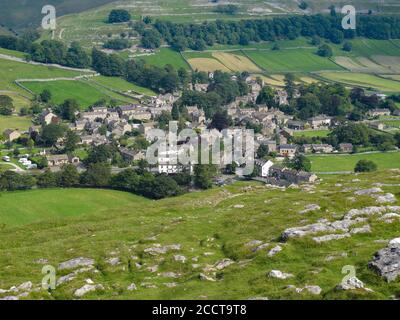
[0,296,19,300]
[350,224,371,234]
[160,272,181,278]
[214,258,234,270]
[336,277,365,290]
[375,193,397,204]
[354,188,383,196]
[174,255,187,263]
[17,281,32,291]
[369,240,400,282]
[74,284,104,297]
[313,233,351,243]
[199,273,216,282]
[267,245,282,257]
[106,257,120,266]
[268,270,293,279]
[58,257,94,270]
[300,204,321,214]
[127,283,137,291]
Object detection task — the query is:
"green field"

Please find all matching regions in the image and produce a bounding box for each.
[0,171,399,299]
[90,76,156,96]
[0,58,91,95]
[22,80,129,109]
[0,188,149,226]
[139,48,190,70]
[318,72,400,93]
[0,115,32,132]
[243,49,343,73]
[293,130,330,138]
[0,47,27,59]
[308,151,400,172]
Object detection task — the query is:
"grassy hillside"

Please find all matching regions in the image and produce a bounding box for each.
[0,0,117,29]
[0,170,399,299]
[308,151,400,172]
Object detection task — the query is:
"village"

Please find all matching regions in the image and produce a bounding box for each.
[1,73,399,188]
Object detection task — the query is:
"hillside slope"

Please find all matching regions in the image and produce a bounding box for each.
[0,170,399,300]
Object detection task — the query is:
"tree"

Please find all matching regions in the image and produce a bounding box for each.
[330,123,370,146]
[0,95,14,115]
[108,9,131,23]
[86,144,115,164]
[81,162,111,187]
[60,99,79,121]
[299,1,308,10]
[355,160,377,173]
[37,169,58,188]
[141,29,161,49]
[317,44,333,57]
[39,89,52,103]
[256,86,275,106]
[395,132,400,148]
[210,110,231,131]
[65,42,91,68]
[41,123,66,146]
[64,130,79,153]
[343,42,353,52]
[285,154,311,172]
[110,168,139,191]
[103,38,130,50]
[58,164,80,187]
[257,144,270,159]
[194,164,217,189]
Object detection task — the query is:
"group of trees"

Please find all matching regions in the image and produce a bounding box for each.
[0,95,14,115]
[91,48,188,92]
[103,38,131,50]
[108,9,131,24]
[147,15,400,52]
[30,40,91,68]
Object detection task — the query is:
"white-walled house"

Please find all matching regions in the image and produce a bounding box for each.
[255,159,274,177]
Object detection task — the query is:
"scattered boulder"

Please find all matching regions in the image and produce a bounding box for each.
[106,257,120,266]
[354,188,383,196]
[57,273,76,286]
[252,243,269,252]
[34,258,48,265]
[233,204,244,208]
[144,244,181,255]
[325,252,348,262]
[160,272,181,278]
[286,285,322,295]
[267,245,282,257]
[164,282,177,288]
[74,284,104,297]
[127,283,137,291]
[268,270,293,279]
[350,225,371,234]
[199,273,216,282]
[336,277,366,290]
[174,255,187,263]
[147,265,159,273]
[375,193,397,204]
[245,240,263,247]
[58,257,94,270]
[214,258,234,270]
[313,233,350,243]
[369,239,400,282]
[300,204,321,214]
[17,281,32,291]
